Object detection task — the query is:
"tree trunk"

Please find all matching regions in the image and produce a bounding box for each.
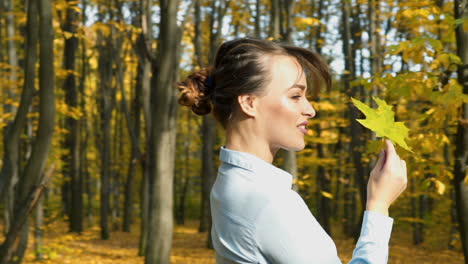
[315,115,332,235]
[139,163,149,256]
[62,0,83,233]
[270,0,280,39]
[122,54,142,232]
[0,0,55,260]
[254,0,261,37]
[199,115,216,233]
[138,0,152,254]
[341,0,366,240]
[0,0,38,207]
[97,29,113,240]
[198,1,228,243]
[276,0,298,191]
[410,176,423,244]
[282,0,295,42]
[145,0,179,263]
[35,191,44,260]
[121,4,144,232]
[454,0,468,262]
[79,0,91,227]
[176,103,193,225]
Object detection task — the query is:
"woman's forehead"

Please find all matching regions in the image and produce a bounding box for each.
[267,55,306,86]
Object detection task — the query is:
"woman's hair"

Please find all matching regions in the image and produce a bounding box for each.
[177,37,331,130]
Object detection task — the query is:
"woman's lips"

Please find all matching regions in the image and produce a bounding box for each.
[298,125,307,134]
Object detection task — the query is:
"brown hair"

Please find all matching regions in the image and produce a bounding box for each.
[177,37,331,130]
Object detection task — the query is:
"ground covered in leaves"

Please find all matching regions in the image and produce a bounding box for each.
[15,220,464,264]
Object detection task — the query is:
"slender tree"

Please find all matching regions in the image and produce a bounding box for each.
[0,0,55,261]
[137,0,152,254]
[198,0,230,243]
[96,6,114,239]
[454,0,468,262]
[62,0,83,233]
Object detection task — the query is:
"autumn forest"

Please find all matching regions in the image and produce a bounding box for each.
[0,0,468,263]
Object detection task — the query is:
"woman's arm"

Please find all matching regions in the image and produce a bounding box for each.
[349,210,394,264]
[255,140,406,264]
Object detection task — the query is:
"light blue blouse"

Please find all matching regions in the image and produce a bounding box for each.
[210,146,394,264]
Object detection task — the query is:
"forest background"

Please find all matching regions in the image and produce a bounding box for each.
[0,0,468,263]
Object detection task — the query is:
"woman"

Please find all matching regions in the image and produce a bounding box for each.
[178,38,407,264]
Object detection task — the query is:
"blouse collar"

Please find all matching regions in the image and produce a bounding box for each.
[219,145,293,189]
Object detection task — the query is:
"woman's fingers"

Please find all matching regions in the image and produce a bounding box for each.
[373,149,387,172]
[383,139,401,168]
[384,139,396,157]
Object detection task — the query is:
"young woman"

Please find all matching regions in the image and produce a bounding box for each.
[178,38,407,264]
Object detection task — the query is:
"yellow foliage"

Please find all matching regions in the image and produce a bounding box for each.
[316,100,337,111]
[56,99,83,120]
[399,217,425,224]
[321,191,333,199]
[401,8,430,19]
[93,22,111,38]
[296,17,321,27]
[434,179,446,195]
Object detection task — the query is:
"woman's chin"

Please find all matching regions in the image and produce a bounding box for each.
[283,142,306,152]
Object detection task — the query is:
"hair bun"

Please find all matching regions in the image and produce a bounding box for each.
[177,68,213,115]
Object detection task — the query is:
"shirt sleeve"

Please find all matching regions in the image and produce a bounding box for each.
[349,210,394,264]
[255,190,394,264]
[255,190,342,264]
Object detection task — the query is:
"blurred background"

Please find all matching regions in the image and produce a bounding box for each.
[0,0,467,263]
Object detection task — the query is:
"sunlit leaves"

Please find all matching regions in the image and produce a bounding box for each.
[294,17,321,31]
[321,191,333,199]
[430,80,468,108]
[454,16,468,32]
[430,53,461,70]
[387,37,443,64]
[422,177,446,195]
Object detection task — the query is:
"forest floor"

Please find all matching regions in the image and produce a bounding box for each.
[12,219,464,264]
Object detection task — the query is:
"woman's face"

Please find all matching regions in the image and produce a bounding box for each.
[257,55,316,152]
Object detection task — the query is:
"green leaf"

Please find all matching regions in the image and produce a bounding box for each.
[351,96,413,153]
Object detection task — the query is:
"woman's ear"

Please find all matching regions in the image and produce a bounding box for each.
[237,94,258,117]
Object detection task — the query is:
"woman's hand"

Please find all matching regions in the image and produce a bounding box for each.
[366,139,407,216]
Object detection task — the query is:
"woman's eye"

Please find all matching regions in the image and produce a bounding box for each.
[292,95,301,99]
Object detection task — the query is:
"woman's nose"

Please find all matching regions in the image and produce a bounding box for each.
[303,101,316,118]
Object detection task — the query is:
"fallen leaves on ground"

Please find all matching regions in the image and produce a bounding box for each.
[13,219,462,264]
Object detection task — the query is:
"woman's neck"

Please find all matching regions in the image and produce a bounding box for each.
[225,126,278,164]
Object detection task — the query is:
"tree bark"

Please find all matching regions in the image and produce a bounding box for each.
[138,0,152,254]
[0,0,38,207]
[62,0,83,233]
[198,1,229,244]
[454,0,468,262]
[315,113,332,235]
[270,0,280,39]
[145,0,179,262]
[97,29,113,240]
[254,0,261,37]
[282,0,295,42]
[34,188,44,260]
[0,0,55,260]
[275,0,298,191]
